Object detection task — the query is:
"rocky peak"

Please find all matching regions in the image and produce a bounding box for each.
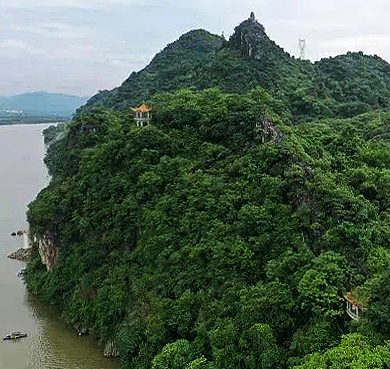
[228,12,270,59]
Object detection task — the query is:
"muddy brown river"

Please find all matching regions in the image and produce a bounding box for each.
[0,124,120,369]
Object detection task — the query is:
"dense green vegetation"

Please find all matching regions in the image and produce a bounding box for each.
[84,16,313,112]
[42,123,67,145]
[23,13,390,369]
[85,16,390,122]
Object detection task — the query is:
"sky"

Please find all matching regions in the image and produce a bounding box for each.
[1,0,390,97]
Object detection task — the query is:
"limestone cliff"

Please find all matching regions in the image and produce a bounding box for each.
[228,12,290,61]
[37,234,61,271]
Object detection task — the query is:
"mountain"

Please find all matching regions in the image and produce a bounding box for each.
[86,13,312,111]
[23,13,390,369]
[315,52,390,108]
[85,13,390,121]
[0,92,88,118]
[85,29,224,109]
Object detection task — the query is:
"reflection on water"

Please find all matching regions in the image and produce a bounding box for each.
[0,124,119,369]
[24,295,119,369]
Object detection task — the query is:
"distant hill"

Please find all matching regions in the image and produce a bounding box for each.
[0,92,88,119]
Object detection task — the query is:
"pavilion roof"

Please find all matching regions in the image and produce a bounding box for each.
[344,288,370,309]
[131,104,151,113]
[344,291,358,305]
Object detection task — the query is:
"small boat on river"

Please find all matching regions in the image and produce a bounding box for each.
[3,331,27,340]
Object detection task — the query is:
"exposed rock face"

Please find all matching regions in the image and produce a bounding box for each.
[103,340,119,358]
[7,247,32,261]
[256,116,283,144]
[228,12,270,59]
[38,235,61,271]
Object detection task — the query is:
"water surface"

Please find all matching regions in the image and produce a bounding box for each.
[0,124,119,369]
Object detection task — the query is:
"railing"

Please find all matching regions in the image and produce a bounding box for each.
[346,302,360,320]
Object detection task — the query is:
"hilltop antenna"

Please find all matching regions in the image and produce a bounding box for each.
[298,39,306,60]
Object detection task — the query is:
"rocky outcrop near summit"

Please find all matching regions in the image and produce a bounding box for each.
[228,12,271,59]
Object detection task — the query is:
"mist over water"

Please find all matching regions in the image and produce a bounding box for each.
[0,124,119,369]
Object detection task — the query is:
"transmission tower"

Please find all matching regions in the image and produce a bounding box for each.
[298,39,306,60]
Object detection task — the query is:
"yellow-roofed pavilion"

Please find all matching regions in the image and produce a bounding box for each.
[132,104,151,127]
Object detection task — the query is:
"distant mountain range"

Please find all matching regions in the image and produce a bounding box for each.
[0,92,88,119]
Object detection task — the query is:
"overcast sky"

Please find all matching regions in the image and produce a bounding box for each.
[1,0,390,97]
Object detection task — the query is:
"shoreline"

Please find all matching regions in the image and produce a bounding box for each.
[7,247,32,261]
[0,121,68,126]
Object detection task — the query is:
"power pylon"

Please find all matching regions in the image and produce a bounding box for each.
[298,39,306,60]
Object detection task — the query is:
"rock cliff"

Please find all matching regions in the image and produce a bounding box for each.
[37,234,61,271]
[228,12,274,59]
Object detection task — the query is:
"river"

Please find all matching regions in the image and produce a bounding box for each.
[0,124,120,369]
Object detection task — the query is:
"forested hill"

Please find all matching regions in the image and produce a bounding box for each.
[24,12,390,369]
[84,13,313,111]
[84,13,390,120]
[314,52,390,110]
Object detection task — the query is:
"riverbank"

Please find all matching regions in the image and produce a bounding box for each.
[7,247,32,261]
[0,124,119,369]
[0,119,68,126]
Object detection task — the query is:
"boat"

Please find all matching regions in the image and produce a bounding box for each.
[3,331,27,340]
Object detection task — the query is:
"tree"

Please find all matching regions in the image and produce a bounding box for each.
[294,334,390,369]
